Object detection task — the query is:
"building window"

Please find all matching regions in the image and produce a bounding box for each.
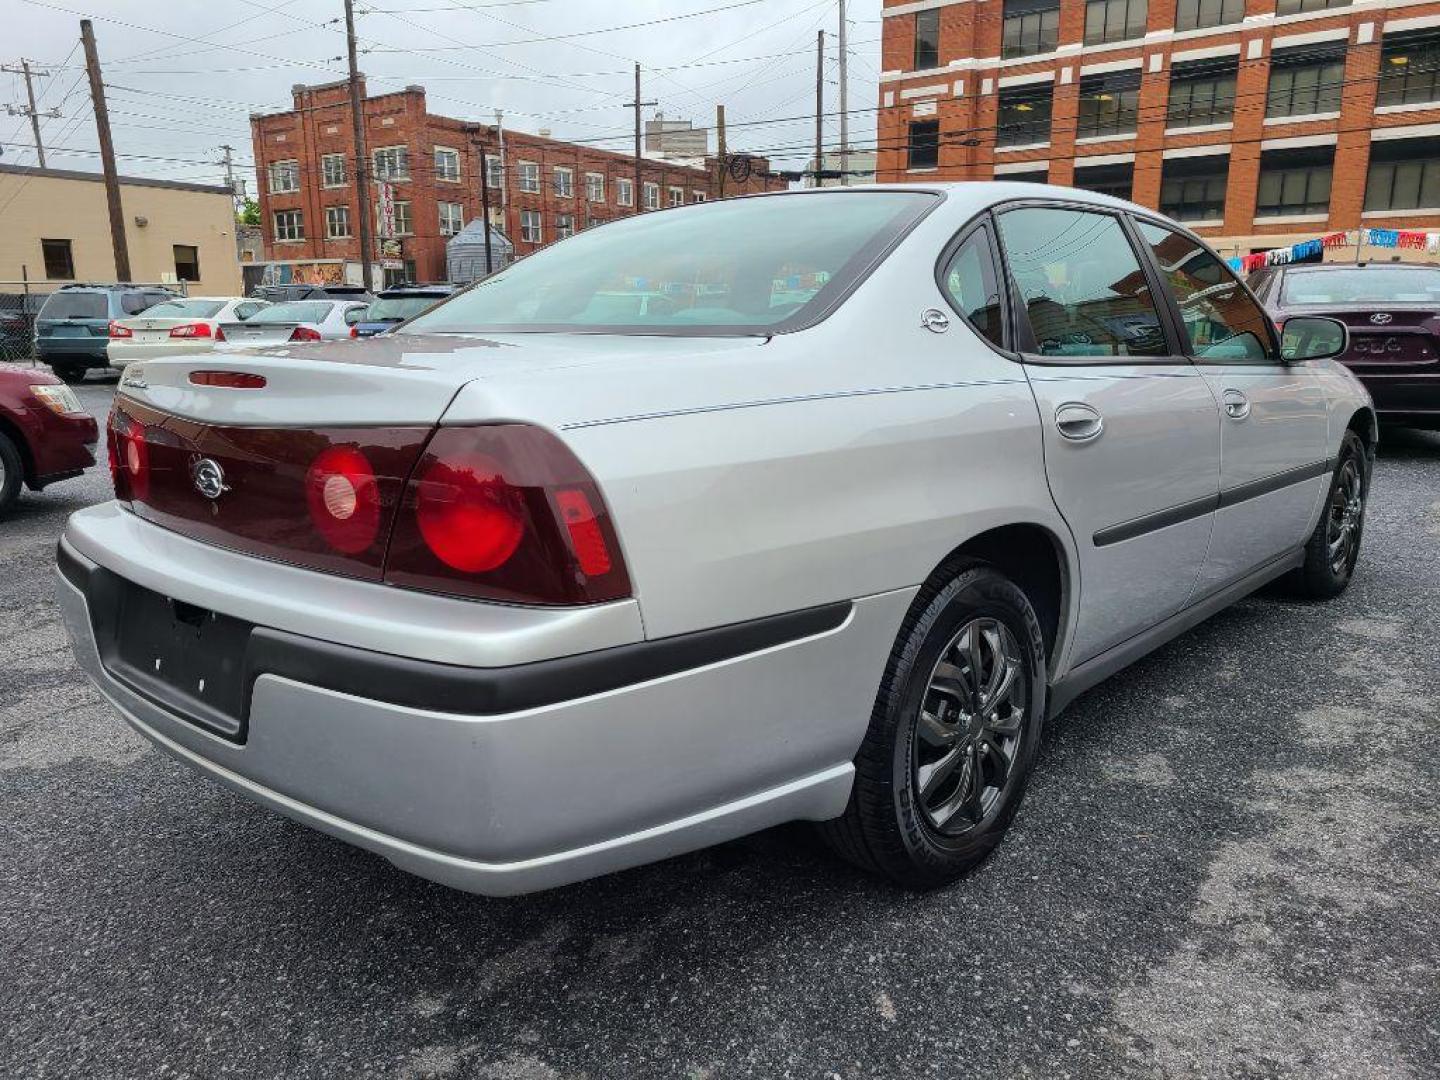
[1364,138,1440,211]
[41,238,74,279]
[1256,147,1334,217]
[998,168,1049,183]
[692,190,707,202]
[553,167,574,197]
[517,161,540,193]
[321,153,346,188]
[1076,71,1140,139]
[172,244,200,282]
[1378,29,1440,108]
[1266,45,1346,117]
[1174,0,1242,31]
[274,209,304,242]
[1002,0,1059,59]
[377,200,413,236]
[996,85,1053,146]
[267,159,300,194]
[1167,58,1237,128]
[914,8,940,70]
[325,205,351,238]
[1084,0,1146,46]
[616,178,634,206]
[555,213,574,240]
[907,120,940,169]
[1276,0,1349,14]
[1159,155,1229,220]
[486,155,503,188]
[643,182,660,209]
[520,209,542,243]
[668,185,684,206]
[585,172,605,202]
[373,145,411,181]
[439,201,464,236]
[434,146,461,182]
[1072,162,1133,200]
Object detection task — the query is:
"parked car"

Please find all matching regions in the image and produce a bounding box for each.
[219,300,369,345]
[250,283,374,304]
[35,284,177,383]
[1248,262,1440,429]
[351,284,459,337]
[58,186,1371,897]
[106,297,270,368]
[0,361,98,516]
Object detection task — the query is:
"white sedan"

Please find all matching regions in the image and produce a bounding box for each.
[219,300,369,346]
[105,297,269,367]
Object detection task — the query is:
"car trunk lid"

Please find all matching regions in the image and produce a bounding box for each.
[1310,306,1440,370]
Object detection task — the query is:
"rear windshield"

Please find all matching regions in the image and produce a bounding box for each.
[366,295,447,322]
[1282,267,1440,305]
[39,292,107,320]
[402,192,937,336]
[140,299,226,319]
[249,301,333,324]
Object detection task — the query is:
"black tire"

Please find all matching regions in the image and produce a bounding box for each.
[1286,430,1369,600]
[0,430,23,518]
[820,562,1048,889]
[51,363,85,385]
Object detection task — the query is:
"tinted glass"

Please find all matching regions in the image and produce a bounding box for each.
[997,207,1167,357]
[39,292,106,320]
[121,292,165,315]
[141,300,226,319]
[251,302,333,324]
[367,296,445,322]
[1281,267,1440,304]
[1137,222,1273,362]
[941,231,1006,349]
[404,193,936,336]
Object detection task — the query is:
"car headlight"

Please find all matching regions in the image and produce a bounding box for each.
[30,383,85,416]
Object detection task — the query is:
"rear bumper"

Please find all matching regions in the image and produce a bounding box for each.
[37,338,109,364]
[56,512,908,895]
[107,340,217,365]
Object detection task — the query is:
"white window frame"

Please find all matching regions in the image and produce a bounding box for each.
[485,154,503,189]
[273,209,304,242]
[519,208,543,243]
[585,172,605,202]
[616,178,634,206]
[438,200,464,236]
[553,166,574,198]
[517,161,540,193]
[377,200,414,237]
[643,182,660,209]
[320,153,346,189]
[268,159,300,194]
[373,144,411,181]
[324,205,351,238]
[668,185,684,207]
[692,190,707,203]
[434,146,461,183]
[555,213,574,240]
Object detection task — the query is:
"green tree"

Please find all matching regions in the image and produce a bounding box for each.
[237,197,260,226]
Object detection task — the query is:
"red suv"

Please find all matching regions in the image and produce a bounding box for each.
[0,362,99,515]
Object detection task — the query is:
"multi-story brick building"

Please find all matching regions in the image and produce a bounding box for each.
[250,80,784,284]
[876,0,1440,257]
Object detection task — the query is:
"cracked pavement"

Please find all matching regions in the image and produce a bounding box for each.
[3,380,1438,1079]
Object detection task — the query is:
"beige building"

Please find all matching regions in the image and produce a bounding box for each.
[0,164,242,294]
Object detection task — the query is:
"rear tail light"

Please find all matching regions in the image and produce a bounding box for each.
[108,408,148,502]
[169,322,214,339]
[289,326,322,342]
[383,424,631,605]
[108,321,133,339]
[349,326,359,339]
[305,445,381,554]
[216,325,226,342]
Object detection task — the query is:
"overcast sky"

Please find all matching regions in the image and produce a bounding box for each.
[3,0,882,191]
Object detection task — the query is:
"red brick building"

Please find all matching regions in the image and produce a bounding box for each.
[250,80,784,283]
[876,0,1440,257]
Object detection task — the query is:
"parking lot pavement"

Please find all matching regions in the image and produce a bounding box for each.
[2,378,1437,1080]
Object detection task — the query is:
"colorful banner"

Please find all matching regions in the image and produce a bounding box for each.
[1225,228,1440,273]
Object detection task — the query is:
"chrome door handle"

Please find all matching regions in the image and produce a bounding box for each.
[1222,389,1250,420]
[1054,402,1104,442]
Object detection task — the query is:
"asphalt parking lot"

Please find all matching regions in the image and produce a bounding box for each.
[3,377,1438,1080]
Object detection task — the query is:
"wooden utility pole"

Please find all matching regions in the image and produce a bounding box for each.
[473,138,494,274]
[838,0,849,186]
[80,21,130,282]
[2,59,55,167]
[344,0,375,293]
[814,30,825,188]
[626,63,656,214]
[716,104,727,199]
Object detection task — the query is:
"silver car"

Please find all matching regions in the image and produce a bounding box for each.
[106,297,270,368]
[57,186,1372,896]
[218,299,368,345]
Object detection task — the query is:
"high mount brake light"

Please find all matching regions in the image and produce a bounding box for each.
[189,371,266,388]
[384,424,631,606]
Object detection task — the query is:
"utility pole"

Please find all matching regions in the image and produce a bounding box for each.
[814,30,825,188]
[837,0,849,186]
[218,143,244,212]
[626,63,656,215]
[716,104,727,199]
[2,59,58,167]
[343,0,375,293]
[80,21,130,282]
[494,109,509,239]
[473,137,494,275]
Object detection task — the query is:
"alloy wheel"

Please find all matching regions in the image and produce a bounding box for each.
[1326,459,1363,576]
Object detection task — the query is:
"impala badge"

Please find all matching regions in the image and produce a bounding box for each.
[1370,313,1393,325]
[192,458,229,500]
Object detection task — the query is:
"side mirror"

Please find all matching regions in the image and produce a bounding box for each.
[1280,315,1348,363]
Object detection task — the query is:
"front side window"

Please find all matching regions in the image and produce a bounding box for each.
[1137,221,1273,362]
[1085,0,1147,46]
[1365,139,1440,211]
[520,209,543,243]
[439,201,464,236]
[586,173,605,202]
[325,205,351,238]
[274,210,304,242]
[1077,71,1140,139]
[1256,148,1333,216]
[268,159,299,194]
[1159,155,1229,220]
[914,8,941,69]
[1174,0,1242,31]
[41,238,74,279]
[517,161,540,193]
[173,244,200,282]
[907,120,940,169]
[373,145,411,181]
[1266,45,1346,117]
[997,206,1167,357]
[997,85,1053,146]
[402,192,936,337]
[940,229,1005,349]
[1167,58,1237,128]
[321,153,346,188]
[554,168,574,198]
[434,147,461,182]
[1378,30,1440,107]
[1002,0,1059,59]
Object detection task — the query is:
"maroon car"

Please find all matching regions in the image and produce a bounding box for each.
[1248,262,1440,428]
[0,362,100,516]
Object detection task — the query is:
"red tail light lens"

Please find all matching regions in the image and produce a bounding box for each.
[108,409,148,501]
[289,326,322,342]
[169,322,214,339]
[385,424,631,605]
[216,325,227,342]
[349,326,359,339]
[108,321,133,339]
[305,445,381,554]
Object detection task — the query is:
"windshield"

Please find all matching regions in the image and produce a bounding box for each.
[403,192,936,336]
[40,293,107,320]
[250,301,333,324]
[139,299,226,319]
[1282,267,1440,305]
[366,296,446,322]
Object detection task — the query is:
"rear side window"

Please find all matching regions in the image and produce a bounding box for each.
[939,229,1006,349]
[39,292,106,320]
[121,292,159,315]
[997,206,1168,358]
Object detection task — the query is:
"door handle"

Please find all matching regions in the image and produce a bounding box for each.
[1222,389,1250,420]
[1054,402,1104,442]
